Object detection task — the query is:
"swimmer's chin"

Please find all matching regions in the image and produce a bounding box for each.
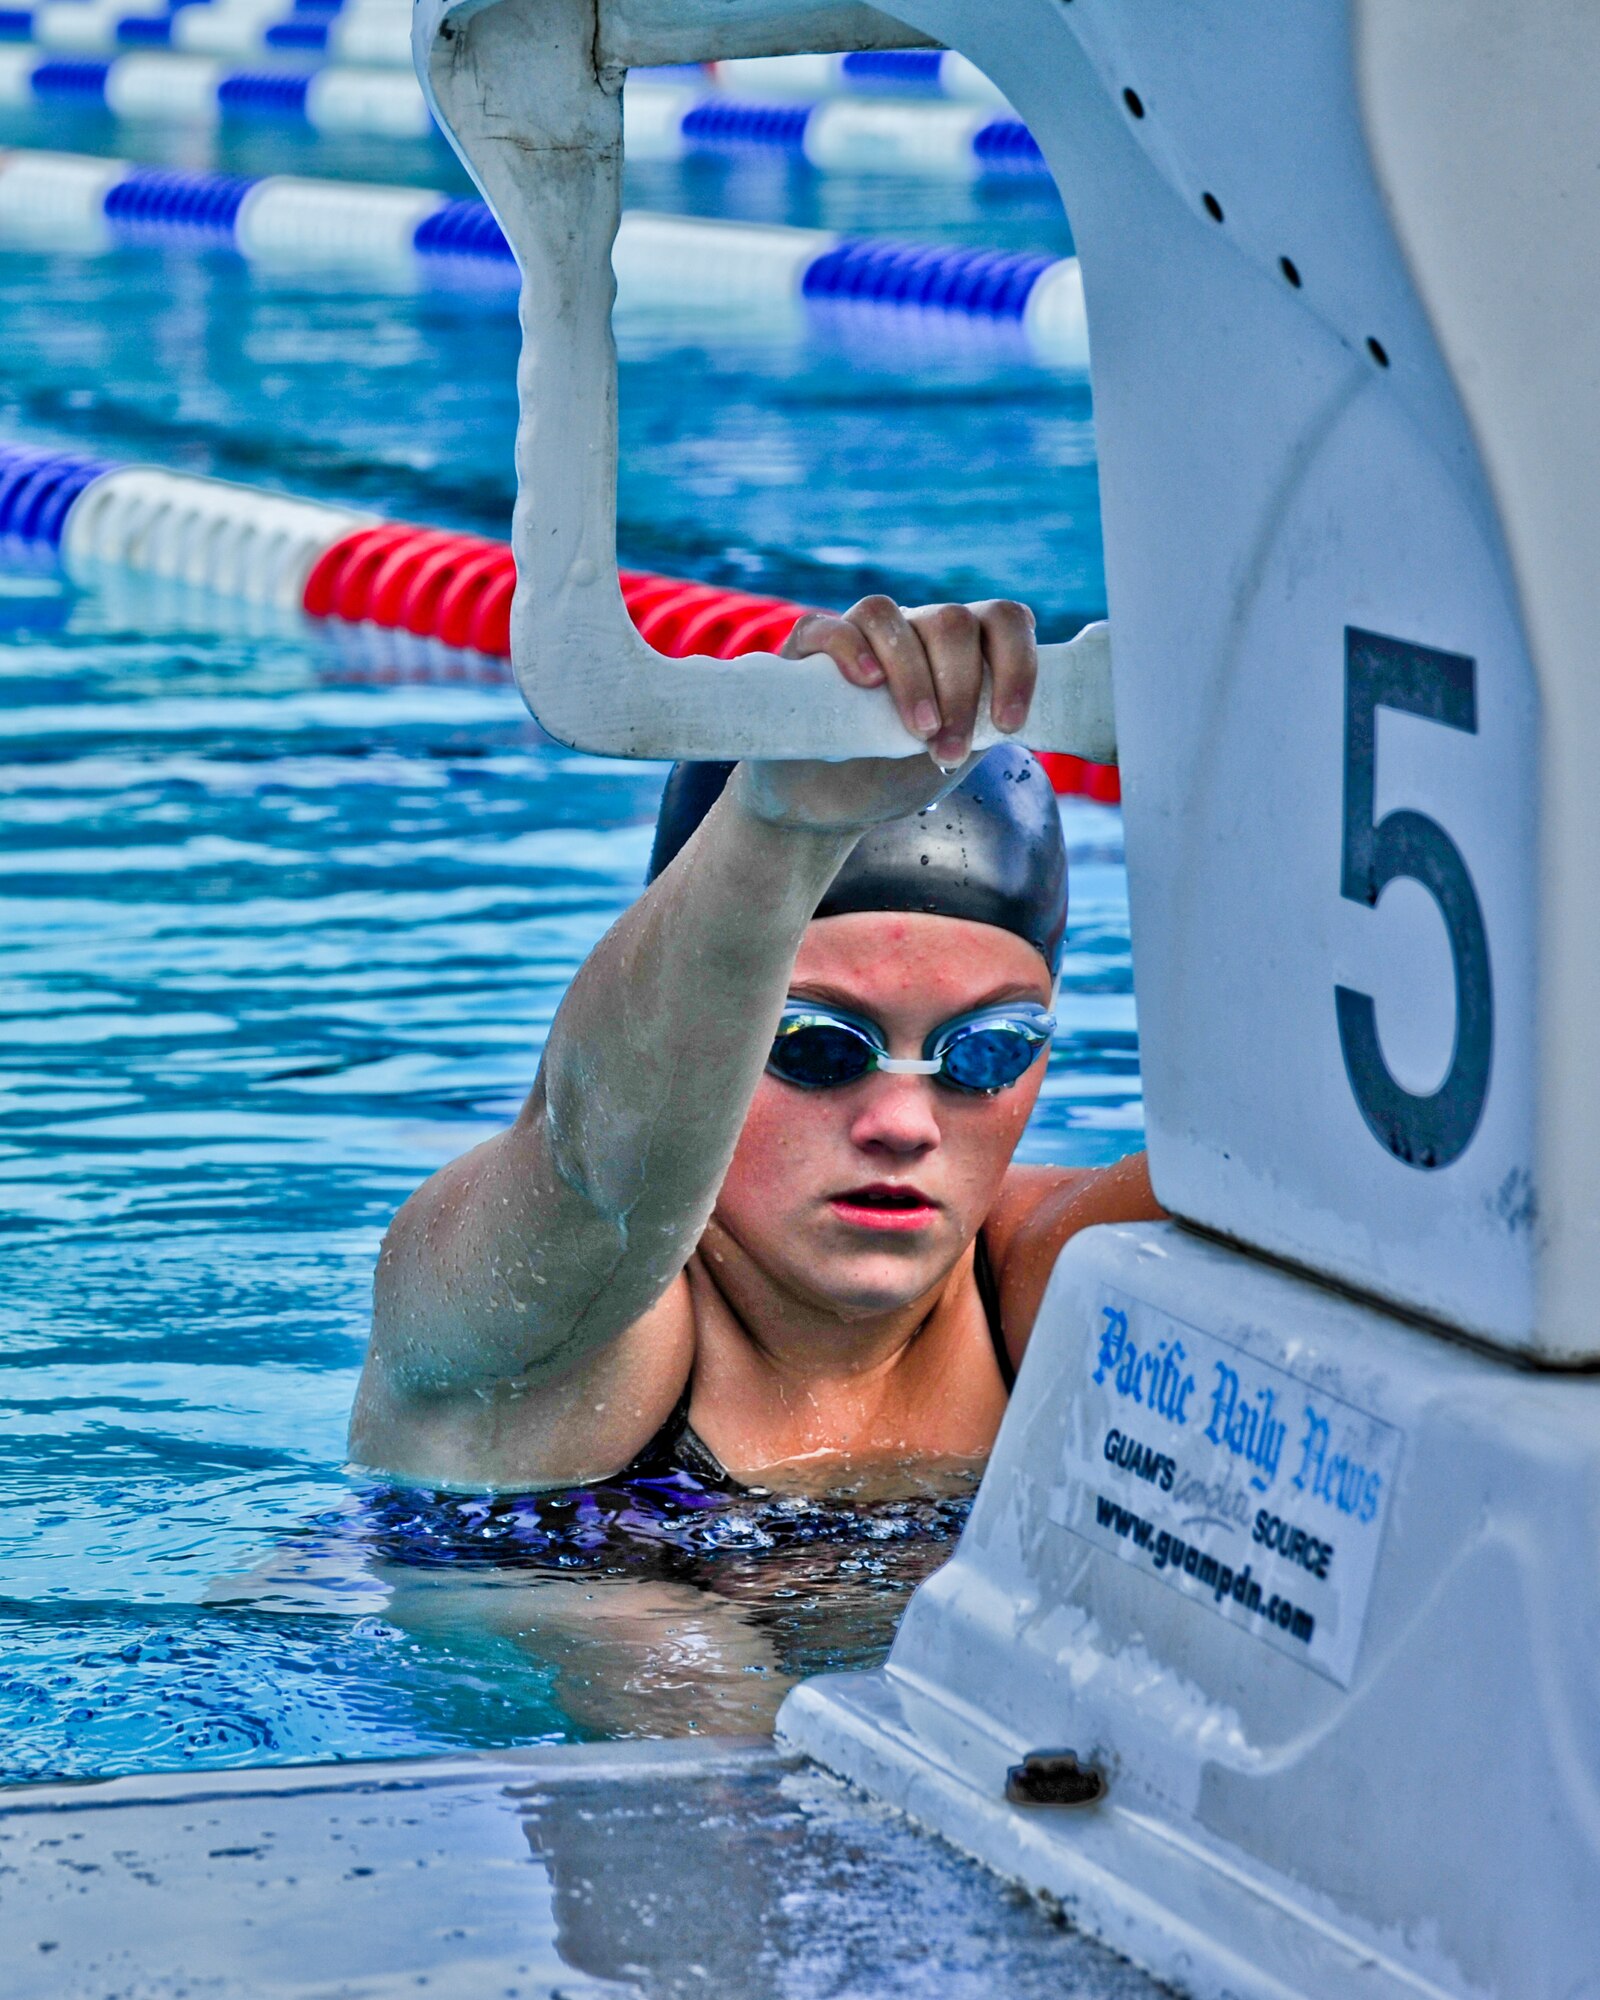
[793,1240,960,1317]
[791,1273,950,1321]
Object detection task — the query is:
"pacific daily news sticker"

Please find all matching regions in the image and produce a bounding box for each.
[1048,1287,1403,1686]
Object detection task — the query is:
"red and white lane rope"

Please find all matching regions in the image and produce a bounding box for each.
[1,439,1118,800]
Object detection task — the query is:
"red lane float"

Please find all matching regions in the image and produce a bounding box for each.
[1037,753,1121,803]
[302,522,1120,801]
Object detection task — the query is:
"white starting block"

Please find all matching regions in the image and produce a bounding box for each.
[785,1221,1600,1999]
[415,1,1600,1994]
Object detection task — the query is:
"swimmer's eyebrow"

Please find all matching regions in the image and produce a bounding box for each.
[787,979,1047,1013]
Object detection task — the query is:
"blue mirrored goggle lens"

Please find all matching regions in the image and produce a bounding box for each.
[767,1020,877,1088]
[768,1011,1049,1092]
[939,1026,1045,1092]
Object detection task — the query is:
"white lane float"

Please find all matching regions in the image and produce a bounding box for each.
[60,462,376,607]
[412,0,1600,1994]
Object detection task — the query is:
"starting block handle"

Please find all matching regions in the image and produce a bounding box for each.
[414,0,1115,765]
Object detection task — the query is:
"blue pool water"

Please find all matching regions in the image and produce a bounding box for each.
[0,127,1132,1783]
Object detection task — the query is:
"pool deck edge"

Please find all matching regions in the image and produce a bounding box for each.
[0,1732,787,1816]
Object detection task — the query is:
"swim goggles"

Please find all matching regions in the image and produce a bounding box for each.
[767,1000,1055,1096]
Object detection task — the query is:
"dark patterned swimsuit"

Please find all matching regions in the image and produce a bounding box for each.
[345,1238,1007,1572]
[621,1230,1016,1493]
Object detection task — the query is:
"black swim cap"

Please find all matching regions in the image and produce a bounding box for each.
[646,745,1068,974]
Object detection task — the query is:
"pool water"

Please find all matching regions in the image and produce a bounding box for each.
[0,128,1134,1784]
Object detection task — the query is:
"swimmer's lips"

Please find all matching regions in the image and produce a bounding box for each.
[829,1184,941,1232]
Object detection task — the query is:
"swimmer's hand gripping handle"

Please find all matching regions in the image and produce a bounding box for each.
[417,0,1116,767]
[516,607,1115,765]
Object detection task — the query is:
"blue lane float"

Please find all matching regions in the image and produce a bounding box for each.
[0,149,1089,366]
[102,163,254,240]
[801,235,1055,316]
[0,439,112,548]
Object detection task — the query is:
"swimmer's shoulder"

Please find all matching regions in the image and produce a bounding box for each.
[515,1272,702,1485]
[356,1269,698,1492]
[984,1153,1164,1363]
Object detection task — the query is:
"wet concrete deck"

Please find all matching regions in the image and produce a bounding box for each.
[0,1738,1170,1999]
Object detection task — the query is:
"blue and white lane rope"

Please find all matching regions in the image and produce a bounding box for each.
[0,151,1089,366]
[622,81,1044,178]
[0,10,1001,101]
[0,10,1000,103]
[0,0,416,65]
[0,9,1002,101]
[0,47,433,134]
[712,51,1007,105]
[0,51,1046,178]
[0,5,703,74]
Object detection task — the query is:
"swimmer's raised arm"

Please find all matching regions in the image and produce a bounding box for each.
[351,598,1038,1488]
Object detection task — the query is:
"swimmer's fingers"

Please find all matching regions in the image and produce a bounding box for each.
[837,595,945,753]
[785,604,943,755]
[785,599,994,765]
[973,599,1039,735]
[781,610,886,689]
[905,602,986,766]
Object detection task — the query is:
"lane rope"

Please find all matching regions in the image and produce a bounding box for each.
[624,80,1044,179]
[0,46,435,134]
[0,438,1116,798]
[0,147,1088,365]
[0,8,1006,104]
[0,0,419,67]
[0,50,1046,178]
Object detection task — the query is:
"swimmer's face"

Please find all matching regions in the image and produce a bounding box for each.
[710,911,1053,1318]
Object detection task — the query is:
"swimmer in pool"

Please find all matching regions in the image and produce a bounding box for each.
[352,596,1162,1495]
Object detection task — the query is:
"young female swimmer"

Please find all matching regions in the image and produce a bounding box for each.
[351,597,1162,1494]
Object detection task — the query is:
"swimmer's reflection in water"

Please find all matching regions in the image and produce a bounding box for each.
[375,1478,970,1736]
[212,1466,974,1735]
[348,599,1160,1623]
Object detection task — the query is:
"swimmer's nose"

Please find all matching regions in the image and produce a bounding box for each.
[847,1073,942,1158]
